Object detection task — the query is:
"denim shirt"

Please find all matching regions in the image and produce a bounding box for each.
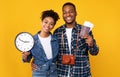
[26,31,59,67]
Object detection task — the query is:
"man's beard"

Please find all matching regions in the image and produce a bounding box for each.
[65,20,75,24]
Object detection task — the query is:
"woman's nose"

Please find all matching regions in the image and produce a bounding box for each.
[46,23,51,27]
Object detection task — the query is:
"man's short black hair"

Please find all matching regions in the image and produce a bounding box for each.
[62,2,76,11]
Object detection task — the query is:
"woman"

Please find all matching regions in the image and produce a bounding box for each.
[22,10,59,77]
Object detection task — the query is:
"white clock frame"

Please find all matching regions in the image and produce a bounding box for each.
[15,32,34,52]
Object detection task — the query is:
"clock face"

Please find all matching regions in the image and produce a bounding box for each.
[15,32,34,52]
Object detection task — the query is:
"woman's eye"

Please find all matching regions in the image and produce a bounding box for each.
[44,21,47,24]
[51,24,54,26]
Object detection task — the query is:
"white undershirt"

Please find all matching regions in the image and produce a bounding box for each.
[66,28,72,54]
[66,28,73,77]
[38,34,52,59]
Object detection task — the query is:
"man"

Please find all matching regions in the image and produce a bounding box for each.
[53,2,99,77]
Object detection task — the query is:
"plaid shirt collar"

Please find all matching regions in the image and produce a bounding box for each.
[61,23,82,34]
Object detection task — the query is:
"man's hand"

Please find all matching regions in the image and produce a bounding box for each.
[31,60,38,71]
[83,34,94,47]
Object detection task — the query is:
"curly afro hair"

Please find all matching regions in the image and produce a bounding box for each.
[41,10,60,25]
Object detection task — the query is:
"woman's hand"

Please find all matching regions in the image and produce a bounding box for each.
[22,51,30,61]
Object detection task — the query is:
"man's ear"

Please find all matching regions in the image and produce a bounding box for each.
[76,11,77,16]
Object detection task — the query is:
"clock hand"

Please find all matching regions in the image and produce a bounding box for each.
[19,38,25,42]
[19,38,30,43]
[24,41,30,43]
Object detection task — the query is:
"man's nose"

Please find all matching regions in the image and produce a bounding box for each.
[66,12,70,16]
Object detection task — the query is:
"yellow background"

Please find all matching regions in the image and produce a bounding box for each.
[0,0,120,77]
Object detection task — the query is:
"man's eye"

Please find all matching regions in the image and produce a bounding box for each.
[63,11,67,14]
[69,11,74,13]
[63,12,67,14]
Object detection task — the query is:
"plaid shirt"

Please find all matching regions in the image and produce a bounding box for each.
[53,24,99,77]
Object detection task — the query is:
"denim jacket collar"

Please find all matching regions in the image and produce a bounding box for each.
[34,31,57,42]
[33,31,58,62]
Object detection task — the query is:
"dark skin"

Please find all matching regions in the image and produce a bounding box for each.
[31,4,94,71]
[63,5,94,47]
[22,17,56,71]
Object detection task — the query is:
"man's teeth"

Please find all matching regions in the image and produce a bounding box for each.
[66,17,71,20]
